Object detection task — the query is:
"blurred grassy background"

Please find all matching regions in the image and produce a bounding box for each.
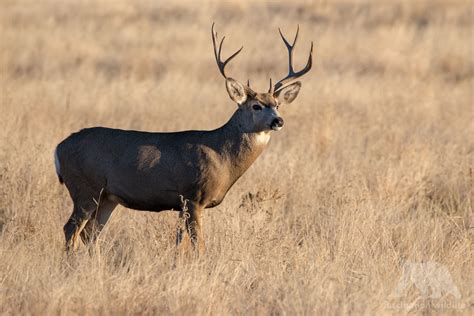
[0,0,472,314]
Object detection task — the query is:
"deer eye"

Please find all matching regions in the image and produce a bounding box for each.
[252,104,263,111]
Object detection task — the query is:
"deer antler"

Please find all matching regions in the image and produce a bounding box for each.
[212,23,243,79]
[271,25,313,93]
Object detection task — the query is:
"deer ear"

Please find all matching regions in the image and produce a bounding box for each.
[274,82,301,104]
[225,78,248,105]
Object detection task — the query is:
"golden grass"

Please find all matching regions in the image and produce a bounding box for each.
[0,0,472,314]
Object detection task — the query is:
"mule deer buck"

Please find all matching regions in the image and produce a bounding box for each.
[55,24,313,254]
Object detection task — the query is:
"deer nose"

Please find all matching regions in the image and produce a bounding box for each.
[271,117,284,130]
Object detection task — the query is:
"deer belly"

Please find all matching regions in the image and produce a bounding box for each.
[107,190,182,212]
[106,173,186,210]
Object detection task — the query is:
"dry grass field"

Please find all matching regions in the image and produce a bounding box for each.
[0,0,473,314]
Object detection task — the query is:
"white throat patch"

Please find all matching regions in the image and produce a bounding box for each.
[255,132,271,145]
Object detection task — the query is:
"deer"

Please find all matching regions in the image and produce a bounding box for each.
[54,24,313,254]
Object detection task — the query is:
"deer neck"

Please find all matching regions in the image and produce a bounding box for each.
[215,110,271,179]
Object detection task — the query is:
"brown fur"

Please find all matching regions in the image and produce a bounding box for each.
[56,98,281,253]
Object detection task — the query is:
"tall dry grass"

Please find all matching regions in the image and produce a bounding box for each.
[0,0,472,314]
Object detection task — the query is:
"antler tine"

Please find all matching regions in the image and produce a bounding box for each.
[273,25,313,93]
[268,78,273,93]
[278,25,299,74]
[211,22,243,79]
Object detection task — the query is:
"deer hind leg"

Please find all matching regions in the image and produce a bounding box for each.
[64,203,94,253]
[80,197,117,245]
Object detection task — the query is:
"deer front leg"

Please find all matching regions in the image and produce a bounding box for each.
[179,201,205,256]
[176,210,186,247]
[187,204,205,255]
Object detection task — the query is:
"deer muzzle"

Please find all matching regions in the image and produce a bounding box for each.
[271,117,284,131]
